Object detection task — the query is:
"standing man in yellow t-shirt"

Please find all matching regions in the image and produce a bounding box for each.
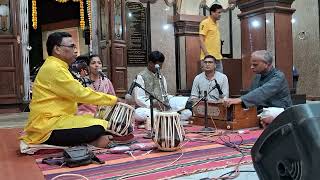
[199,4,224,73]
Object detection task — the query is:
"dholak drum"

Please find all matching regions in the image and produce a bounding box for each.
[95,102,135,136]
[153,112,185,151]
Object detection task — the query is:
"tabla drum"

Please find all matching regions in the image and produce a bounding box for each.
[153,111,185,151]
[95,105,113,119]
[96,102,135,136]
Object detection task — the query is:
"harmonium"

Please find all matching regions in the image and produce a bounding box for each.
[191,102,259,130]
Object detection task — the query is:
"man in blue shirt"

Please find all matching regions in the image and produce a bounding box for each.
[223,50,292,127]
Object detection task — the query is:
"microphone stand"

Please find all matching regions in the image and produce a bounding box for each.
[191,85,220,132]
[133,82,170,139]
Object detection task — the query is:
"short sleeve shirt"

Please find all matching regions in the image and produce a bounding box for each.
[199,17,222,60]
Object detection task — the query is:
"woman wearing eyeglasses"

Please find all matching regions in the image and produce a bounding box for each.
[77,55,116,116]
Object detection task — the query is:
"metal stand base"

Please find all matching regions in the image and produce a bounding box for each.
[201,127,215,132]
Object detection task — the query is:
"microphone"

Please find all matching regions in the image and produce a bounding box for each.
[214,79,223,95]
[127,80,136,95]
[125,80,137,101]
[155,64,161,78]
[97,69,107,79]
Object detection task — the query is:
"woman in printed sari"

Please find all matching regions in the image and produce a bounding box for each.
[77,55,116,116]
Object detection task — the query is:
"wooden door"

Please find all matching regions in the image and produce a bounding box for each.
[98,0,127,97]
[110,0,127,96]
[0,0,23,106]
[98,0,112,78]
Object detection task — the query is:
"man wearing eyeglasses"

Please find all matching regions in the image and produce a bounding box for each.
[190,55,229,102]
[21,32,121,148]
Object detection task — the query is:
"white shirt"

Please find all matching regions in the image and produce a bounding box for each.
[191,71,229,101]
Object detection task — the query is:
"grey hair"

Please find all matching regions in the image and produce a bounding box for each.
[252,50,273,64]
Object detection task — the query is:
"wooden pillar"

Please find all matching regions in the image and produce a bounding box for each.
[237,0,295,90]
[173,15,203,93]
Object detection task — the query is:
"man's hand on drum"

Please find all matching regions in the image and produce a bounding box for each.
[223,98,242,107]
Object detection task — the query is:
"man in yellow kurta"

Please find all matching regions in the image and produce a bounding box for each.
[199,4,223,73]
[21,32,118,148]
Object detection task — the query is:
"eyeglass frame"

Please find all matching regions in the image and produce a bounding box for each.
[58,44,77,49]
[203,60,215,64]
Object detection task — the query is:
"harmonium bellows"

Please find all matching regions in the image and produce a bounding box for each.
[191,102,259,130]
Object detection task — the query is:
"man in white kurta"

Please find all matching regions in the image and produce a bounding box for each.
[133,51,192,123]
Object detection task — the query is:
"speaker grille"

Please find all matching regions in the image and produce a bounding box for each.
[277,160,302,180]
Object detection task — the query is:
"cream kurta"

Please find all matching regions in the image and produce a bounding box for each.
[21,56,117,144]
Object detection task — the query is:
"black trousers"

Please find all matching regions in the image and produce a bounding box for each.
[44,125,105,146]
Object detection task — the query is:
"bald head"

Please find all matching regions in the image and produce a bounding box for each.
[251,50,273,65]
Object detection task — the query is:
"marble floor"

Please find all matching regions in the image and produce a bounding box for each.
[0,112,28,128]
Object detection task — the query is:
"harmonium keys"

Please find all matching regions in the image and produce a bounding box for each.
[191,101,259,130]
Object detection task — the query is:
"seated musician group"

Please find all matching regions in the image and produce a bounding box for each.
[21,31,292,148]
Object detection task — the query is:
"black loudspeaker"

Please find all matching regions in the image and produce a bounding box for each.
[251,103,320,180]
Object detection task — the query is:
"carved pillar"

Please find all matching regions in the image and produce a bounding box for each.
[173,15,203,93]
[237,0,295,89]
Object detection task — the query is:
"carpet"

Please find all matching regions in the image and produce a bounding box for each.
[34,126,262,180]
[0,128,44,180]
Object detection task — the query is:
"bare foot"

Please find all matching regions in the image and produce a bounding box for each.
[89,135,113,148]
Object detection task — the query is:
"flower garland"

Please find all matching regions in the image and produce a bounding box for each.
[32,0,37,29]
[79,0,85,30]
[55,0,80,3]
[86,0,92,39]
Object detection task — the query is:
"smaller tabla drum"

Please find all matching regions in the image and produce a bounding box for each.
[153,111,185,151]
[96,102,135,136]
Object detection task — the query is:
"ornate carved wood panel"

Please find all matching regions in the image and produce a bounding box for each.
[110,0,127,96]
[98,0,112,78]
[0,0,23,105]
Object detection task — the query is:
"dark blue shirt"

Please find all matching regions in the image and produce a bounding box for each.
[241,67,292,109]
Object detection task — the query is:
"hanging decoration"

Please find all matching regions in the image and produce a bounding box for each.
[31,0,90,32]
[32,0,37,29]
[79,0,85,30]
[55,0,80,3]
[86,0,92,39]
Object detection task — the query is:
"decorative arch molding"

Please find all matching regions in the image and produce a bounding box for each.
[178,0,236,15]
